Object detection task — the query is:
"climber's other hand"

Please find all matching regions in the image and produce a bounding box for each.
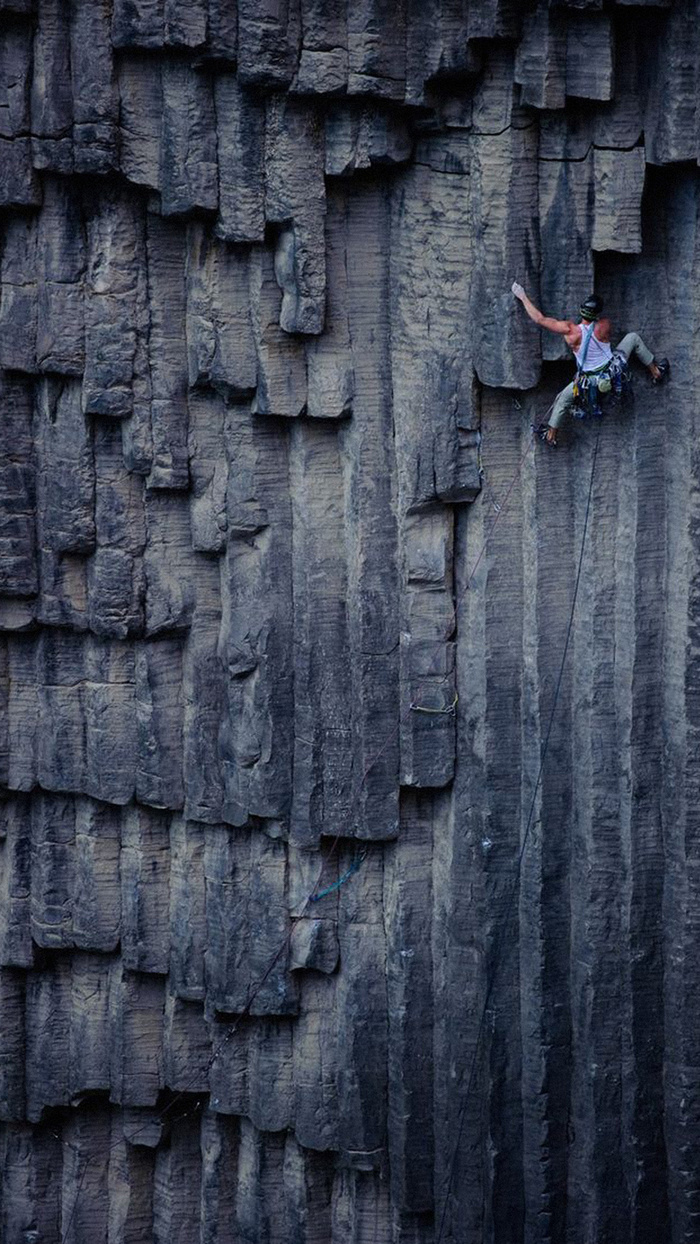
[511,281,525,301]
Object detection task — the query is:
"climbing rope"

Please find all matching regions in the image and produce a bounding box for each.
[60,421,539,1242]
[310,849,367,902]
[434,420,602,1244]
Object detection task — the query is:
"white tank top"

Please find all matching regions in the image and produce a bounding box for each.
[573,321,613,372]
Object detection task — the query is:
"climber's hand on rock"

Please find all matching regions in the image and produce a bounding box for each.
[512,282,525,301]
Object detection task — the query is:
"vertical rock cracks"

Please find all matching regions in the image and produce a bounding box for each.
[0,2,698,1241]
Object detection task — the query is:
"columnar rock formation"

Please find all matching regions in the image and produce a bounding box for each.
[0,2,698,1242]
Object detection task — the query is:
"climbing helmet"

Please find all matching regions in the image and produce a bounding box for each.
[579,295,603,322]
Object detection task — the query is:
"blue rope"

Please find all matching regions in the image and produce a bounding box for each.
[310,851,366,902]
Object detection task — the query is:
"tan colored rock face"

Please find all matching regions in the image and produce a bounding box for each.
[0,2,694,1241]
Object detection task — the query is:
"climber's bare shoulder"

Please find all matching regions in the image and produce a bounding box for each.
[562,320,582,348]
[595,316,612,342]
[539,314,579,340]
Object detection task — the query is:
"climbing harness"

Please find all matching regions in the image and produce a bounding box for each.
[572,322,631,419]
[572,352,630,418]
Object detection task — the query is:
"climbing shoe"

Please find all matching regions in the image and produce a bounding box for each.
[533,422,557,447]
[652,358,670,385]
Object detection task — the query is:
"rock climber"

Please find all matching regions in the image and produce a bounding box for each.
[511,283,670,446]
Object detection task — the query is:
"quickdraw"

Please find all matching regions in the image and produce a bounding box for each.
[572,351,631,419]
[410,694,459,716]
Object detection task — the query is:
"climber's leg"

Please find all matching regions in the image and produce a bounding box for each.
[544,380,576,444]
[615,331,653,365]
[616,332,669,381]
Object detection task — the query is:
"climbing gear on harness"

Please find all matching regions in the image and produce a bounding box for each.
[652,358,670,385]
[572,353,631,418]
[572,321,631,419]
[580,294,603,321]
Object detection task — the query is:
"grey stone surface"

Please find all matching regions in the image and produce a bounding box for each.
[0,21,39,206]
[0,4,697,1242]
[265,94,326,336]
[214,74,265,244]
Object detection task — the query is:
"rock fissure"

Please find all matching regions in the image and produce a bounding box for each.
[0,2,697,1241]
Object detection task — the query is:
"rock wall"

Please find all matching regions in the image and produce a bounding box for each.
[0,2,698,1242]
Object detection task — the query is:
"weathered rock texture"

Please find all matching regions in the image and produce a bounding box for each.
[0,3,697,1242]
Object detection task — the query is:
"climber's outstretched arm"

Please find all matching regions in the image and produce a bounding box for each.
[511,282,573,337]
